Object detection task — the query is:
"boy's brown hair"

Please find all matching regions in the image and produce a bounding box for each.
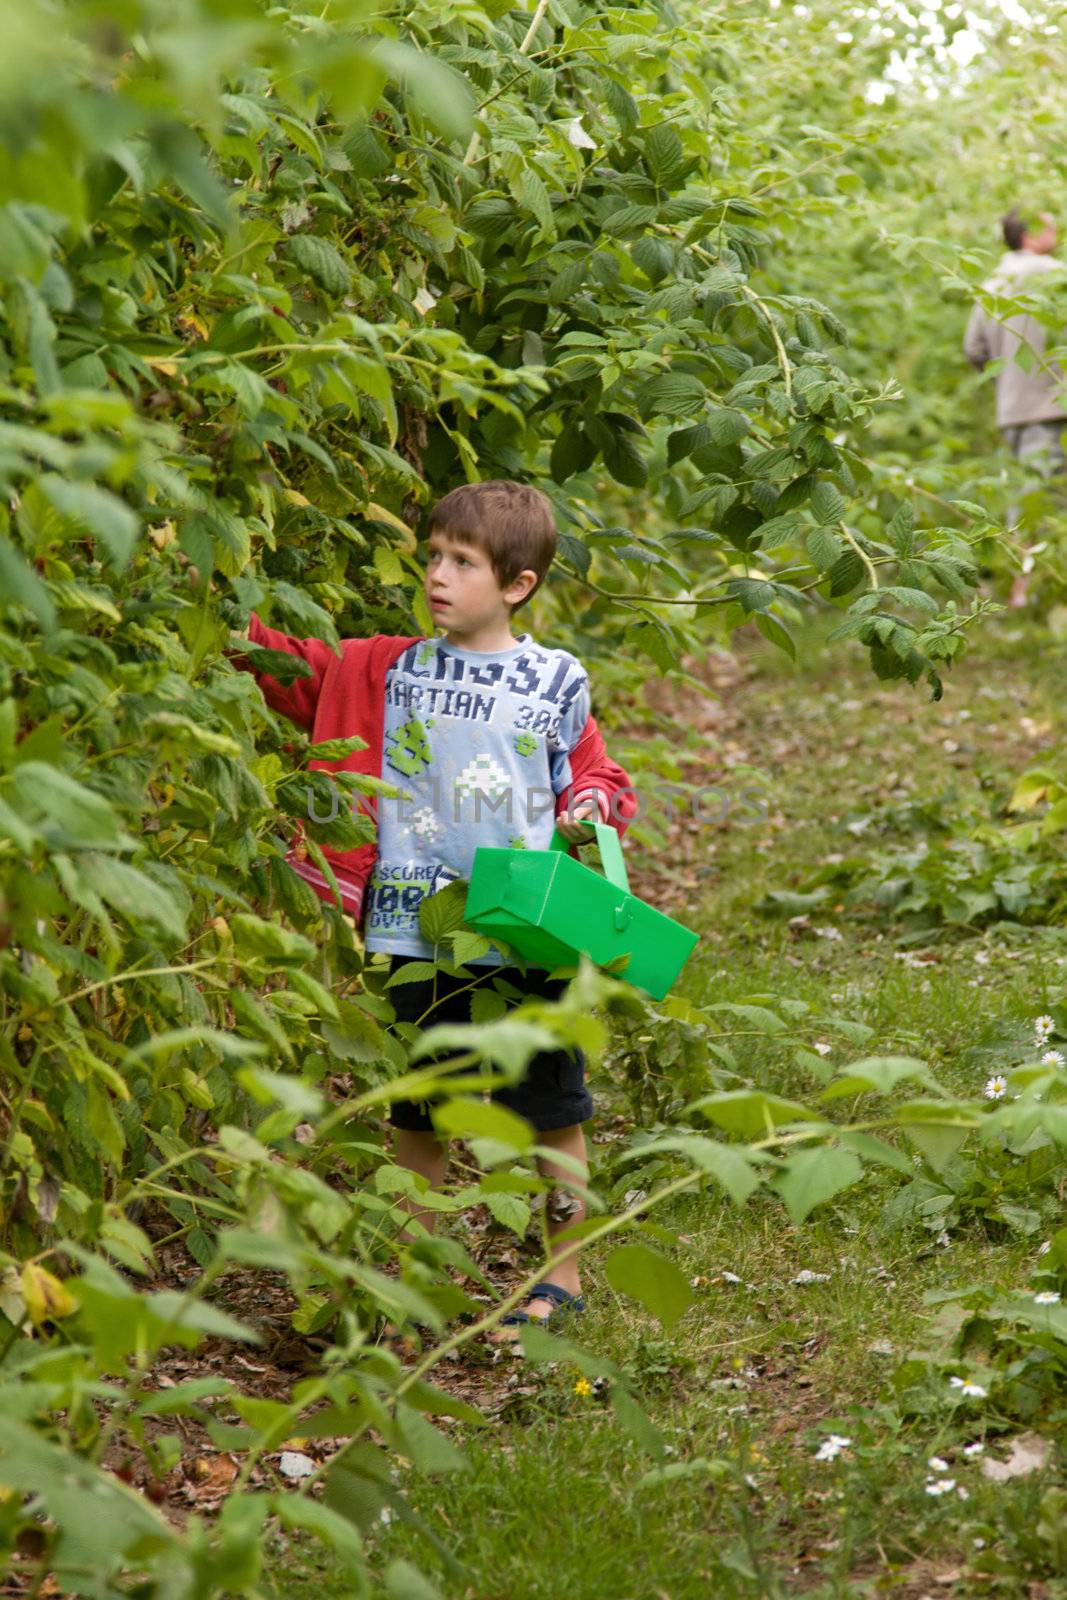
[426,480,557,611]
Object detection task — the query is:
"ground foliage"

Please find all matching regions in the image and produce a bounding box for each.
[0,1,1065,1595]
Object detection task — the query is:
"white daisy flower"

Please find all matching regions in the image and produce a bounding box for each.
[564,116,597,150]
[925,1478,956,1496]
[962,1442,984,1457]
[984,1075,1007,1100]
[1041,1050,1065,1067]
[1034,1014,1054,1040]
[948,1376,965,1389]
[812,1042,832,1057]
[1033,1290,1061,1304]
[960,1381,987,1398]
[814,1434,851,1461]
[928,1456,949,1472]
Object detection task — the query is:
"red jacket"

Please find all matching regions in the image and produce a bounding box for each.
[238,614,637,924]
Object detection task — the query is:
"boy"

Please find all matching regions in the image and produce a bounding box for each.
[232,480,636,1330]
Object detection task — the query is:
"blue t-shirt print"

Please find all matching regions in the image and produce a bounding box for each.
[364,633,591,964]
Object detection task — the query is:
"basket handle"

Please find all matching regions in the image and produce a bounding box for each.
[550,820,630,893]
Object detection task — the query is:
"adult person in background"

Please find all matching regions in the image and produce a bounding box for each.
[964,209,1066,604]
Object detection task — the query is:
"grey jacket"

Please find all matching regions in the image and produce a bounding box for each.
[963,250,1066,429]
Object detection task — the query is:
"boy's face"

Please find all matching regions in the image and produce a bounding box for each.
[424,532,536,638]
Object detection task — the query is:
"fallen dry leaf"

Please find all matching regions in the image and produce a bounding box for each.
[981,1432,1050,1482]
[190,1454,238,1491]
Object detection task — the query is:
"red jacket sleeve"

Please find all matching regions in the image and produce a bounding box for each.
[556,712,637,836]
[233,613,342,733]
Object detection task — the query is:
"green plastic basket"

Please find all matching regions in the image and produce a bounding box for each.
[464,822,698,1001]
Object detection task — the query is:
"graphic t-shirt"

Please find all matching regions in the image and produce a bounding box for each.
[364,633,592,965]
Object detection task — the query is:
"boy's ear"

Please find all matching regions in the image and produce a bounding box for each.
[505,567,539,606]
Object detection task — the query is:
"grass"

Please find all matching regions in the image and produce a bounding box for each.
[278,621,1067,1600]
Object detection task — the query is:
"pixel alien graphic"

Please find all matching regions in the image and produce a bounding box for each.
[385,716,434,777]
[410,806,443,842]
[454,754,510,801]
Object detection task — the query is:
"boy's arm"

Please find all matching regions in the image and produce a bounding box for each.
[556,711,637,837]
[227,612,341,732]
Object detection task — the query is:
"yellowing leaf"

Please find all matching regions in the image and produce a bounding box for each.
[373,544,405,586]
[284,489,311,507]
[21,1263,76,1325]
[366,502,415,547]
[177,312,209,340]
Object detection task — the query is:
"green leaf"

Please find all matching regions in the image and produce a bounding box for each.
[772,1146,863,1224]
[897,1101,977,1172]
[309,734,369,761]
[634,1135,762,1206]
[706,407,750,445]
[418,880,470,945]
[409,1017,557,1077]
[836,1130,916,1178]
[39,476,138,568]
[806,525,842,571]
[384,960,441,988]
[392,1403,469,1475]
[484,1190,532,1236]
[288,233,352,297]
[432,1099,534,1153]
[450,929,491,965]
[604,1242,692,1330]
[230,913,317,965]
[828,549,864,596]
[0,203,52,282]
[631,235,674,284]
[79,853,188,941]
[273,1493,367,1588]
[384,1560,443,1600]
[372,38,475,142]
[819,1056,935,1100]
[611,1386,666,1460]
[644,124,686,184]
[666,419,712,465]
[728,577,776,614]
[810,481,846,525]
[636,371,706,420]
[271,580,340,647]
[8,762,130,851]
[690,1089,813,1139]
[755,612,796,660]
[603,429,648,488]
[514,168,555,237]
[0,1415,178,1572]
[0,537,56,630]
[754,512,802,550]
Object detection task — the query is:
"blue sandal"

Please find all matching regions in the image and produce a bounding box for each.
[499,1280,586,1328]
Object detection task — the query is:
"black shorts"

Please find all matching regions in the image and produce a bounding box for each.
[384,956,593,1134]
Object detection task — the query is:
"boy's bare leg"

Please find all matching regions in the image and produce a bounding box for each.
[489,1122,588,1340]
[393,1127,448,1237]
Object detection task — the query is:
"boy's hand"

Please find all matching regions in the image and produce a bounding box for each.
[555,799,599,843]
